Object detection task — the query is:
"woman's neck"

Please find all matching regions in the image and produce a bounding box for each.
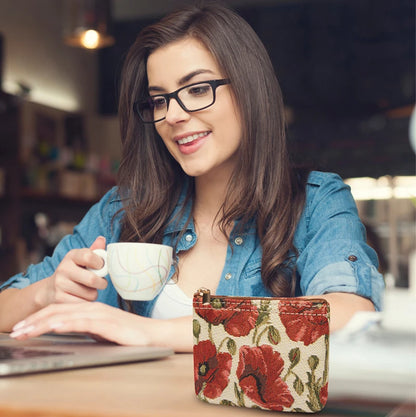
[193,171,230,229]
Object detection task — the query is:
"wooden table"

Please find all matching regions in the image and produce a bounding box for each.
[0,353,414,417]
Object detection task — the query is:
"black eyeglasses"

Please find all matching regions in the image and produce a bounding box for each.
[134,79,230,123]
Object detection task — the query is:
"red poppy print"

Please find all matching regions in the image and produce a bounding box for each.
[237,345,294,410]
[196,298,259,337]
[320,382,328,406]
[194,340,232,399]
[195,300,234,326]
[279,302,329,346]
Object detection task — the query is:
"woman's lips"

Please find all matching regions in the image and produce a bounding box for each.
[175,131,210,155]
[177,131,209,145]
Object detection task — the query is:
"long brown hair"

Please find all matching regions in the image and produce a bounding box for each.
[117,2,308,297]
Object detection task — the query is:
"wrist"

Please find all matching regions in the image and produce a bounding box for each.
[33,276,54,309]
[149,316,193,352]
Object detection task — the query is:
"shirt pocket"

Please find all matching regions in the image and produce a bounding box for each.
[241,257,262,280]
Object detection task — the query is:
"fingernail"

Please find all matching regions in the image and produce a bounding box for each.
[12,320,26,331]
[50,322,63,330]
[10,325,35,338]
[10,329,23,338]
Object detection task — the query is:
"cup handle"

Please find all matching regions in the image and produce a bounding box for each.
[88,249,108,277]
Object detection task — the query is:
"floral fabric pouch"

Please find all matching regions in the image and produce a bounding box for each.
[193,288,330,413]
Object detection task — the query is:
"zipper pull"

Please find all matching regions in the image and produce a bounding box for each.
[195,287,211,304]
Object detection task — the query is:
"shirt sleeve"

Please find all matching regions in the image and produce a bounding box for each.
[295,172,385,311]
[0,187,122,291]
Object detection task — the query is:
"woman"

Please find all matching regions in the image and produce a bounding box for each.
[0,3,384,351]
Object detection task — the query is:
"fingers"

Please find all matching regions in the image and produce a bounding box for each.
[53,277,100,303]
[52,269,106,304]
[10,303,103,340]
[68,247,105,271]
[90,236,106,251]
[47,245,108,304]
[60,248,108,289]
[56,263,108,291]
[9,303,152,347]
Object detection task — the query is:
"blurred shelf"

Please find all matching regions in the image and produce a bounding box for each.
[20,188,99,206]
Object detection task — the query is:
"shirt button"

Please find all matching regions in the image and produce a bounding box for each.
[225,273,232,280]
[234,237,243,245]
[185,234,193,242]
[348,255,358,262]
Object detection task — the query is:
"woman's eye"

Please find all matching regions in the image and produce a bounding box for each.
[188,85,210,96]
[151,97,166,108]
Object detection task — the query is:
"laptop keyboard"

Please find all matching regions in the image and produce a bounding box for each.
[0,346,69,361]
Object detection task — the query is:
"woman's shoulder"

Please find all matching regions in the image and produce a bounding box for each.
[304,171,351,201]
[305,170,344,187]
[299,170,357,224]
[72,186,124,243]
[92,186,123,214]
[100,186,123,204]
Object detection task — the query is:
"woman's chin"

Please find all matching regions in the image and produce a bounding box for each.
[181,166,207,178]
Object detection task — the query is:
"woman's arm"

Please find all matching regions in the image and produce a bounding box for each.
[296,172,385,313]
[9,302,194,352]
[0,280,52,332]
[304,292,375,332]
[7,290,373,352]
[0,237,107,332]
[7,292,373,351]
[0,189,122,332]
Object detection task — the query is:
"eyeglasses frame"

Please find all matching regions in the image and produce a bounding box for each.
[134,78,231,123]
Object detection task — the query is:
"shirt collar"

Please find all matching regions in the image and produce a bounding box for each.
[163,189,257,239]
[164,184,194,235]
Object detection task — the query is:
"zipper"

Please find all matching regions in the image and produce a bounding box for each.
[194,287,328,306]
[194,287,211,304]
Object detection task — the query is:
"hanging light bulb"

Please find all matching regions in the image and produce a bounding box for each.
[80,29,100,49]
[64,0,114,50]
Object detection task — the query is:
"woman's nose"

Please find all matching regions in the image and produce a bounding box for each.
[164,97,190,124]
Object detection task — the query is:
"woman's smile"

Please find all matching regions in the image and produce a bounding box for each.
[175,131,211,155]
[176,131,210,145]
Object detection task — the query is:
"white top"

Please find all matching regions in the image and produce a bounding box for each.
[151,281,193,319]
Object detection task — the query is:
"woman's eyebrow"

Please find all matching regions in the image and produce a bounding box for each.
[178,69,214,85]
[148,69,215,93]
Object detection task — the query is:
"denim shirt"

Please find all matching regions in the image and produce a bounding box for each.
[0,171,385,315]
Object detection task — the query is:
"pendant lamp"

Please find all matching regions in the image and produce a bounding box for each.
[64,0,114,49]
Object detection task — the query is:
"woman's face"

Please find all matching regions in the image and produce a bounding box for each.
[146,37,242,181]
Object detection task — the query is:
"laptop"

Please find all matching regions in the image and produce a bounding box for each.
[0,333,173,376]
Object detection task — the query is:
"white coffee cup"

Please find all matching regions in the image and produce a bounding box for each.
[90,242,173,300]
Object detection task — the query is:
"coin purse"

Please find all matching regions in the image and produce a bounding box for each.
[193,288,330,413]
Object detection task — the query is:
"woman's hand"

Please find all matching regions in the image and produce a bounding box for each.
[9,302,194,351]
[0,236,110,333]
[40,236,108,306]
[10,302,151,346]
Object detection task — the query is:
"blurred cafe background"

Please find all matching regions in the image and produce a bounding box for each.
[0,0,415,291]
